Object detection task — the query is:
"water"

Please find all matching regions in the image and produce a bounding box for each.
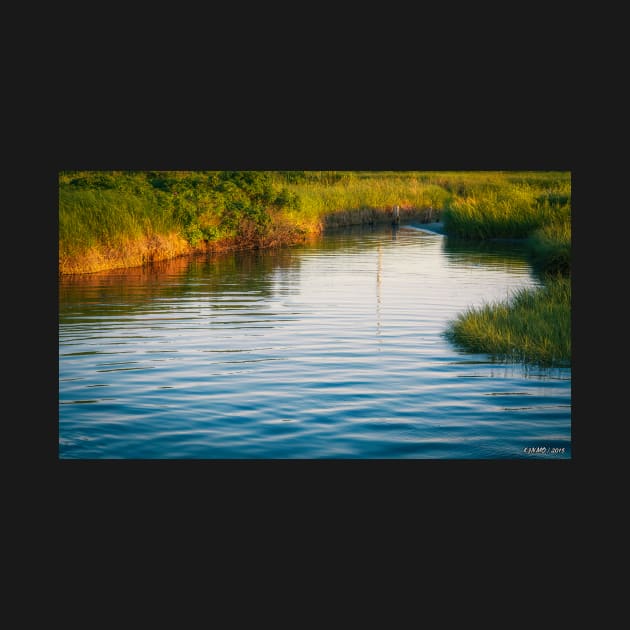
[59,224,571,459]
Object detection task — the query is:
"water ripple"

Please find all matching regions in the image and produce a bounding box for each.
[59,225,571,459]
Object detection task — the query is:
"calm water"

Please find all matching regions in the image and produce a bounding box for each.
[59,224,571,459]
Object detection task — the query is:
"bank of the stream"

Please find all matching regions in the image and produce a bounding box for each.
[59,171,310,274]
[437,173,571,366]
[59,171,570,275]
[444,274,570,366]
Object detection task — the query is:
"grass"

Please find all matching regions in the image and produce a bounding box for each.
[435,171,571,367]
[59,188,177,250]
[445,276,571,367]
[527,220,571,275]
[59,170,571,274]
[58,171,308,274]
[442,176,570,239]
[281,174,446,228]
[59,170,452,274]
[59,186,188,274]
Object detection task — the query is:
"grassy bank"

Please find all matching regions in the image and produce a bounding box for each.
[59,170,447,274]
[440,172,571,366]
[59,170,571,275]
[59,187,191,274]
[441,173,570,239]
[445,276,570,366]
[281,173,446,228]
[59,171,310,274]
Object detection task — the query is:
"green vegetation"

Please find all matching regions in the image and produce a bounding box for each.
[527,221,571,275]
[59,170,446,273]
[445,276,571,366]
[60,170,571,274]
[439,171,571,367]
[279,172,445,228]
[441,173,570,239]
[59,171,304,273]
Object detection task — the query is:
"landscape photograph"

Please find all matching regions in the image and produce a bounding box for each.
[58,170,571,459]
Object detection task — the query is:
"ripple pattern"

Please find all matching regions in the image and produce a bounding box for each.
[59,226,571,459]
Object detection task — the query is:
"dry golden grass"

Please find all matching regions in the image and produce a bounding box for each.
[59,232,190,275]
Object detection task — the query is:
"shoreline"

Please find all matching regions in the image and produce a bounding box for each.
[57,218,534,276]
[60,208,437,275]
[402,221,446,235]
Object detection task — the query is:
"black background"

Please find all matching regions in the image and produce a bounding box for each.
[29,50,595,591]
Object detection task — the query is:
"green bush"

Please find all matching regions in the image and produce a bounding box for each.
[274,187,300,210]
[69,174,119,189]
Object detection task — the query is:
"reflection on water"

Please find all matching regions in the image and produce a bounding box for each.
[443,237,533,269]
[60,248,302,311]
[59,224,571,459]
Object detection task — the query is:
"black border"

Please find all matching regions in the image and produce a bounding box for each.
[44,101,583,519]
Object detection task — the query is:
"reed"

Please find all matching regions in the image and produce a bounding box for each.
[442,183,570,240]
[280,175,449,231]
[58,186,185,273]
[439,172,571,366]
[59,171,571,276]
[528,220,571,275]
[444,275,571,367]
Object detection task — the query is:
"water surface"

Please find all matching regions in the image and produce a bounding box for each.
[59,224,571,459]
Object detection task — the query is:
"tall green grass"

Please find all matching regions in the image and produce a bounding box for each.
[59,188,177,257]
[59,171,571,279]
[445,276,571,366]
[440,172,571,366]
[442,181,570,239]
[528,221,571,275]
[59,171,308,273]
[281,175,447,228]
[277,171,571,240]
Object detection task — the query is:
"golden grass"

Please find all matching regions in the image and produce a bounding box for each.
[59,231,190,275]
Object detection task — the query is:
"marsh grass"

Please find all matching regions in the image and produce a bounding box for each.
[528,221,571,275]
[59,188,175,246]
[58,187,186,273]
[442,183,570,240]
[445,276,571,367]
[286,171,571,243]
[439,172,571,367]
[59,171,571,277]
[284,176,445,221]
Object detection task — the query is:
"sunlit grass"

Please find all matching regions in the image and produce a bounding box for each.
[445,275,571,367]
[282,176,446,228]
[59,187,185,273]
[436,172,571,367]
[60,188,176,246]
[59,171,571,277]
[442,183,570,240]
